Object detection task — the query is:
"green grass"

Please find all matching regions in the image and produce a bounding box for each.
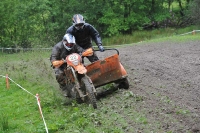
[1,27,200,132]
[103,25,200,46]
[0,51,152,132]
[0,51,142,132]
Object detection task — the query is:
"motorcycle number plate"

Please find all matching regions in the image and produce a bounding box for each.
[68,54,79,61]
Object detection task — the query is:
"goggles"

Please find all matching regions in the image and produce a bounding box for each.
[63,41,74,47]
[75,23,84,29]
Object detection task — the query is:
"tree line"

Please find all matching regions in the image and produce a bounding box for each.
[0,0,199,48]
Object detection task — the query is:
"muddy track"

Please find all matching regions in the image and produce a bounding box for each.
[97,40,200,132]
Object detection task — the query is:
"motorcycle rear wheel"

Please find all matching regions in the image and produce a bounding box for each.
[81,76,97,109]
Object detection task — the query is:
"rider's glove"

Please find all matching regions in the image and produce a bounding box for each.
[98,45,105,52]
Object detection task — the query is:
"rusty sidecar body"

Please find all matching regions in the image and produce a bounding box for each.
[86,48,129,89]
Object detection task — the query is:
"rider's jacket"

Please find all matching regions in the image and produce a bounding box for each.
[50,41,83,68]
[66,23,102,49]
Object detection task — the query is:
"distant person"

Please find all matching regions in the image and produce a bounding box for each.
[50,34,83,97]
[66,14,104,63]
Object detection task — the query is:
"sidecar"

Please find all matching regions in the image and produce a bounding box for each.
[86,48,129,89]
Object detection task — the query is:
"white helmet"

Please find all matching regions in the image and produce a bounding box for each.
[62,34,75,51]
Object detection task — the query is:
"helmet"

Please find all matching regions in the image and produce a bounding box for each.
[72,14,85,30]
[62,34,75,51]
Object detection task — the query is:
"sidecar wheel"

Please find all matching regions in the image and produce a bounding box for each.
[81,76,97,109]
[119,78,129,89]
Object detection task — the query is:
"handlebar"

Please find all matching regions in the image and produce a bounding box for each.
[94,48,119,55]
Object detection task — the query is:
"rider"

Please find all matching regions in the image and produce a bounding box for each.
[66,14,104,63]
[50,33,84,97]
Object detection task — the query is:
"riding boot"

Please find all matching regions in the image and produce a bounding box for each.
[59,84,71,97]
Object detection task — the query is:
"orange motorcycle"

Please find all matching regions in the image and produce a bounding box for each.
[52,48,97,109]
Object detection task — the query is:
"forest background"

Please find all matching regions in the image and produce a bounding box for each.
[0,0,200,48]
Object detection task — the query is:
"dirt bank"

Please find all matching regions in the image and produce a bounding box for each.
[97,40,200,132]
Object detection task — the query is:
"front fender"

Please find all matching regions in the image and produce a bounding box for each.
[74,64,87,74]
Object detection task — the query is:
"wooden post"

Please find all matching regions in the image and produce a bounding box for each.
[6,74,9,89]
[192,30,196,35]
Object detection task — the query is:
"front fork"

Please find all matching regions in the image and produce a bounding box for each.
[70,67,85,99]
[70,66,96,100]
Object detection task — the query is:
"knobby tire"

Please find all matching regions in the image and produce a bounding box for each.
[81,76,97,109]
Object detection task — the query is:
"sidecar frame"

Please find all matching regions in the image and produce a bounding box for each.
[86,48,129,89]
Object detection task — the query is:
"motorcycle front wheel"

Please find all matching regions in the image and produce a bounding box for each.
[81,76,97,109]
